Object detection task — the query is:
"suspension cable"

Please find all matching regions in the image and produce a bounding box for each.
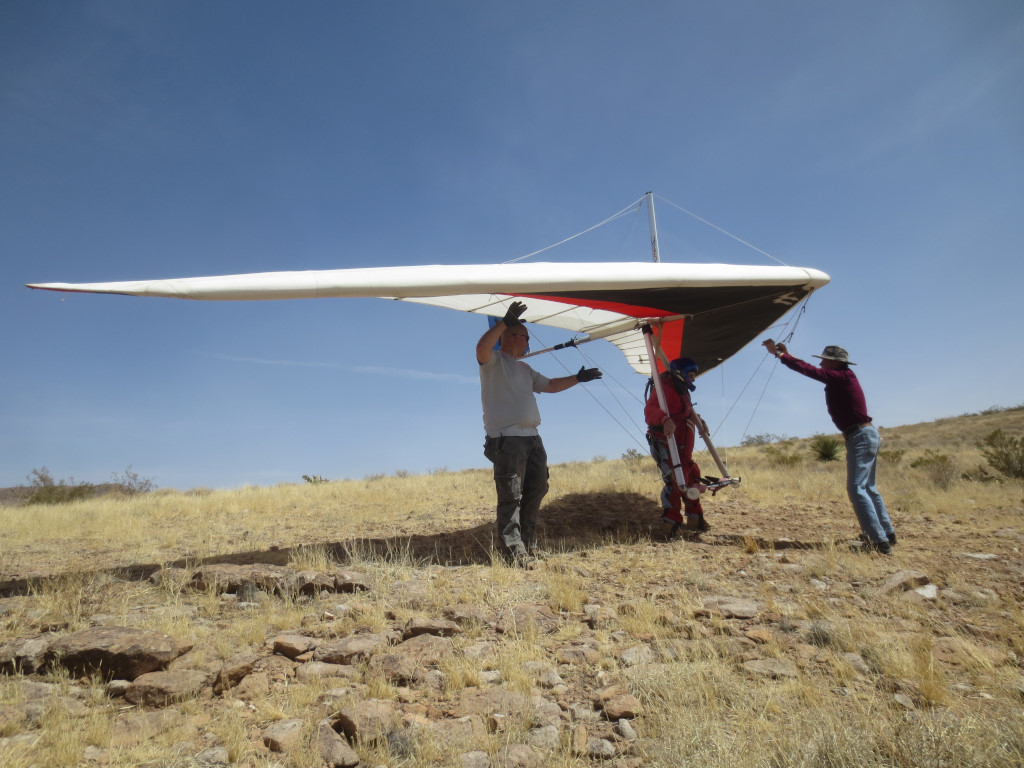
[527,324,650,452]
[502,197,647,264]
[655,194,790,267]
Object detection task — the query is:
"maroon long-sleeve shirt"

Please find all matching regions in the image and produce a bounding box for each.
[779,354,871,434]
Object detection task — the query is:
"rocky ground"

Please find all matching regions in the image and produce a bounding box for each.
[2,489,1023,767]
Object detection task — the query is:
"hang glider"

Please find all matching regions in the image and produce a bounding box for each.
[27,261,829,376]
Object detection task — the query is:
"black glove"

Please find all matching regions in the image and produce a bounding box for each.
[502,301,527,327]
[575,366,602,383]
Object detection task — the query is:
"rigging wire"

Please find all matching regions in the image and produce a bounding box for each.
[502,196,647,265]
[655,194,790,267]
[526,323,650,452]
[490,193,818,465]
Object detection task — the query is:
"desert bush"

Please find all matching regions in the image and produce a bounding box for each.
[621,447,646,462]
[24,467,95,505]
[878,448,905,465]
[742,432,791,446]
[302,474,329,484]
[764,443,802,467]
[978,428,1024,480]
[111,465,156,495]
[809,434,843,462]
[910,450,958,490]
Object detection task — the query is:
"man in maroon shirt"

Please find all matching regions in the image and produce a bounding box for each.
[762,340,895,554]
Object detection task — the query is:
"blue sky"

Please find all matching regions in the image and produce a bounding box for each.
[3,1,1022,491]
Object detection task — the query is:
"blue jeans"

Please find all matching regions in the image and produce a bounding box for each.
[483,436,549,557]
[845,425,893,543]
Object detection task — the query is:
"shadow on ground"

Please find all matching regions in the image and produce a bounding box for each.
[0,491,832,596]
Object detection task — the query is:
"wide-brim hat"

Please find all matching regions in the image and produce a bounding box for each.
[812,345,855,365]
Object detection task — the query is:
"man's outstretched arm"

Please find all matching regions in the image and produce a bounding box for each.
[543,366,602,393]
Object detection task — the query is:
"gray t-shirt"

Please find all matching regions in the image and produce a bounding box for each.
[479,350,550,437]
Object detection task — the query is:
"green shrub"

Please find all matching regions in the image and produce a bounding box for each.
[302,474,330,484]
[809,434,843,462]
[764,444,802,467]
[910,450,958,490]
[621,448,646,462]
[978,429,1024,480]
[878,448,905,465]
[25,467,96,505]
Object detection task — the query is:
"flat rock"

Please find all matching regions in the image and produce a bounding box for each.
[45,626,190,680]
[314,633,388,665]
[496,604,560,635]
[404,616,462,638]
[273,633,318,659]
[125,669,209,706]
[742,658,799,679]
[699,596,759,619]
[333,570,373,592]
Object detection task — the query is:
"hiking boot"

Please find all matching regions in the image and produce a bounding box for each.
[859,532,897,548]
[858,538,891,555]
[661,509,683,526]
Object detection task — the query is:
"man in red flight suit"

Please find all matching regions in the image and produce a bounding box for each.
[644,357,709,533]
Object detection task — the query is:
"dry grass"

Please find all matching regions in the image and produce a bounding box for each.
[2,408,1023,766]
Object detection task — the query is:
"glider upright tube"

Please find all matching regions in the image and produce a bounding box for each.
[642,326,687,490]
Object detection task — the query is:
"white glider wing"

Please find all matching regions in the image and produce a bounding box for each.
[28,262,829,375]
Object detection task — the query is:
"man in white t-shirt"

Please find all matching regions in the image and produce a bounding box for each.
[476,301,602,566]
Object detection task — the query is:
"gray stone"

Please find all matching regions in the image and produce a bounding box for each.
[527,724,561,751]
[699,596,759,619]
[586,738,617,759]
[619,645,655,667]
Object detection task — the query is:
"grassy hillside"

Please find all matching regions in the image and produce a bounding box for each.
[1,409,1022,766]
